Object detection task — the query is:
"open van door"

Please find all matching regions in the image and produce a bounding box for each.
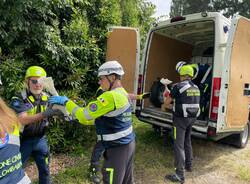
[106,27,140,108]
[219,16,250,130]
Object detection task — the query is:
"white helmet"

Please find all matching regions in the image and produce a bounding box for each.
[98,60,124,76]
[176,61,186,73]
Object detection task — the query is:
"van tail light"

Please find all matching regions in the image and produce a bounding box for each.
[209,77,221,121]
[170,16,186,23]
[207,126,216,137]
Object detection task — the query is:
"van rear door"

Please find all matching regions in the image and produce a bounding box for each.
[106,27,140,108]
[218,16,250,131]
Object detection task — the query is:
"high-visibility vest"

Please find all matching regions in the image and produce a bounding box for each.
[0,127,31,184]
[95,88,134,148]
[12,90,49,137]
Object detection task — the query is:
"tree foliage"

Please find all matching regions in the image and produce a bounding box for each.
[170,0,250,18]
[0,0,155,152]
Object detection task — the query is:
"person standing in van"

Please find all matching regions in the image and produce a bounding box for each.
[164,65,200,183]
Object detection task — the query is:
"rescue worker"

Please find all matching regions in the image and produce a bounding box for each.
[89,87,149,184]
[49,60,136,184]
[176,61,212,119]
[190,63,212,119]
[164,65,200,183]
[0,97,31,184]
[10,66,63,184]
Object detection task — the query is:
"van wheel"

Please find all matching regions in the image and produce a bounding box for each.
[150,80,165,107]
[235,122,249,148]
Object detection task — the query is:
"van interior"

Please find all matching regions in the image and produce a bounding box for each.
[142,20,215,123]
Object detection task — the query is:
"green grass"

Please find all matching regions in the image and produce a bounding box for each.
[48,117,175,183]
[31,117,250,184]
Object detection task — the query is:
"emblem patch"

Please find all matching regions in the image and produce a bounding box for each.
[12,100,20,107]
[89,103,98,112]
[0,133,9,149]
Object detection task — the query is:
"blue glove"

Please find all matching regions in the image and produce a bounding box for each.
[48,96,69,106]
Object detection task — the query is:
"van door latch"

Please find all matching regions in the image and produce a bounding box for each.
[243,83,250,96]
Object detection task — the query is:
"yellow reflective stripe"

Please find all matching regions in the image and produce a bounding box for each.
[28,96,35,103]
[41,95,48,101]
[13,126,20,136]
[106,168,114,184]
[45,156,49,165]
[41,105,46,112]
[204,83,209,93]
[173,126,176,140]
[27,106,36,115]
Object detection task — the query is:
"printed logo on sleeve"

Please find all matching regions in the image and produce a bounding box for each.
[89,103,98,112]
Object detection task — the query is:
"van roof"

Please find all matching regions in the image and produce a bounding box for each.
[156,12,230,27]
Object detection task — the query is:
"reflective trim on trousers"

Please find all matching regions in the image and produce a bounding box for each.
[97,126,133,141]
[106,168,114,184]
[173,126,177,140]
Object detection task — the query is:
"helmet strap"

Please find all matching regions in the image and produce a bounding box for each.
[106,75,115,91]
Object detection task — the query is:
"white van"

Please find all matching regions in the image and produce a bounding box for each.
[106,12,250,148]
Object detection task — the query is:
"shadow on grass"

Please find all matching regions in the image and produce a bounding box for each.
[133,117,249,183]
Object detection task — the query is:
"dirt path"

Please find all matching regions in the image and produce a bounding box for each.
[25,154,78,181]
[25,140,250,184]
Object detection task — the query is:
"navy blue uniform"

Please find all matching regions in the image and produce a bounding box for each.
[170,80,200,181]
[11,90,51,184]
[0,130,31,184]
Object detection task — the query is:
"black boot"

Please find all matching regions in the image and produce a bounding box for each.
[165,174,185,184]
[89,166,101,184]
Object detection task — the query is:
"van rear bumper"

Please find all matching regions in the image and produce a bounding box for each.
[138,115,208,139]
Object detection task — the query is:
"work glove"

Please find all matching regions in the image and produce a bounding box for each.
[48,96,69,106]
[138,92,151,100]
[42,108,64,118]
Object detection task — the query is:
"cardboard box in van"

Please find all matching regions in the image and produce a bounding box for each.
[106,12,250,148]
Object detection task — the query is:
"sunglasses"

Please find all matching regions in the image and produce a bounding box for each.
[30,79,39,85]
